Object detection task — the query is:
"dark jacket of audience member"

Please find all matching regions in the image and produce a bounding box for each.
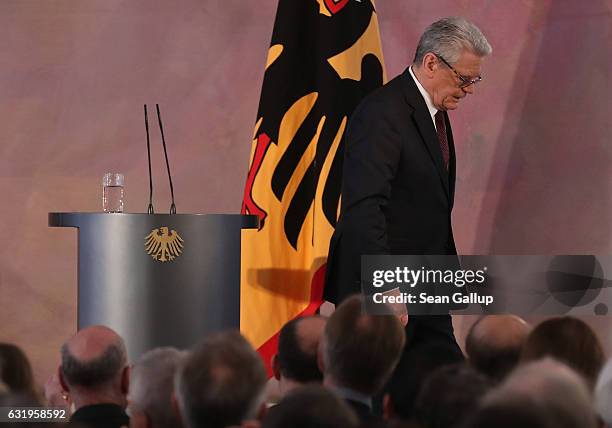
[465,315,530,382]
[174,331,267,428]
[520,316,605,389]
[0,343,36,395]
[263,384,359,428]
[59,325,130,428]
[321,295,405,424]
[412,363,491,428]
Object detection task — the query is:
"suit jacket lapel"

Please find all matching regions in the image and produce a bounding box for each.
[399,69,451,201]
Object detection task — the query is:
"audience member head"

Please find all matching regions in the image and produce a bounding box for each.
[0,343,36,394]
[465,315,531,382]
[59,325,129,410]
[413,363,491,428]
[385,341,464,421]
[520,316,605,388]
[321,295,405,396]
[595,359,612,427]
[262,384,359,428]
[272,316,326,394]
[466,358,597,428]
[174,331,267,428]
[129,347,187,428]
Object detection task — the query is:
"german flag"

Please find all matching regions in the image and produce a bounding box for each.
[241,0,386,374]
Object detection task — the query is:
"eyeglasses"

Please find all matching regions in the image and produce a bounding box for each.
[436,54,482,89]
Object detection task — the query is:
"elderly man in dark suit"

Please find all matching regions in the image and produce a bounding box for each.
[325,17,492,355]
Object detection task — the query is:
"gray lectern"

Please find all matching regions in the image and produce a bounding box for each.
[49,213,258,360]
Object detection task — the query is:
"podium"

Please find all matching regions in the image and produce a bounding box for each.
[49,213,258,360]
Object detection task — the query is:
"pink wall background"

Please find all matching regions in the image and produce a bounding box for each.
[1,0,611,385]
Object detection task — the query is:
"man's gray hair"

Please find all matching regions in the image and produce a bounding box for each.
[480,358,597,428]
[60,340,127,388]
[414,17,492,64]
[174,331,267,428]
[129,347,187,428]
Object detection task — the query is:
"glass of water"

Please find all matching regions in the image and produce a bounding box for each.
[102,173,124,213]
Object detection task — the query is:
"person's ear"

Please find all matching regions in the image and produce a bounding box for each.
[58,366,69,392]
[382,393,394,420]
[120,366,130,395]
[271,354,281,381]
[422,52,439,77]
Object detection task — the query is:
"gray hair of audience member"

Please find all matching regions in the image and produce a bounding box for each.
[413,17,492,65]
[473,358,597,428]
[174,331,267,428]
[465,315,531,382]
[262,384,359,428]
[595,359,612,427]
[60,334,127,389]
[322,295,406,396]
[129,347,187,428]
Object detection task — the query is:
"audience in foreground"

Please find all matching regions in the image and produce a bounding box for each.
[465,315,531,382]
[59,325,130,428]
[174,330,267,428]
[129,347,187,428]
[320,294,405,425]
[3,311,612,428]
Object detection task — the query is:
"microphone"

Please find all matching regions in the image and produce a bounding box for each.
[144,105,155,214]
[155,104,177,214]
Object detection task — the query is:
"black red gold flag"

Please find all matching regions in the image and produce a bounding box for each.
[241,0,386,373]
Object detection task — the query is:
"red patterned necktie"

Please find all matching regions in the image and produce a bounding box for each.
[435,111,449,170]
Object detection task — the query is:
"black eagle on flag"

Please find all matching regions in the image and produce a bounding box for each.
[241,0,386,374]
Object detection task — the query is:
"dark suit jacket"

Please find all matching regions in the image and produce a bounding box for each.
[70,403,129,428]
[325,67,457,304]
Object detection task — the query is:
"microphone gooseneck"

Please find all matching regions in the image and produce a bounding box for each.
[156,104,176,214]
[144,105,155,214]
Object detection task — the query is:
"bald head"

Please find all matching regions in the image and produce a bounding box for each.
[60,325,128,406]
[466,315,530,381]
[295,316,327,352]
[64,326,126,363]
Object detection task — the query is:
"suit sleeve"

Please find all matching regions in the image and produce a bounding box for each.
[340,99,402,255]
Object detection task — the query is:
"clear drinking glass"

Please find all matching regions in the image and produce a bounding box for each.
[102,173,124,213]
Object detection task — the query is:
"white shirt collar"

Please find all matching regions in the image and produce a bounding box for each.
[409,66,438,127]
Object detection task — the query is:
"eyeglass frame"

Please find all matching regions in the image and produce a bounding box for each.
[435,54,482,89]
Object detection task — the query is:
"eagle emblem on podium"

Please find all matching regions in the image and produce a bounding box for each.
[145,227,184,262]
